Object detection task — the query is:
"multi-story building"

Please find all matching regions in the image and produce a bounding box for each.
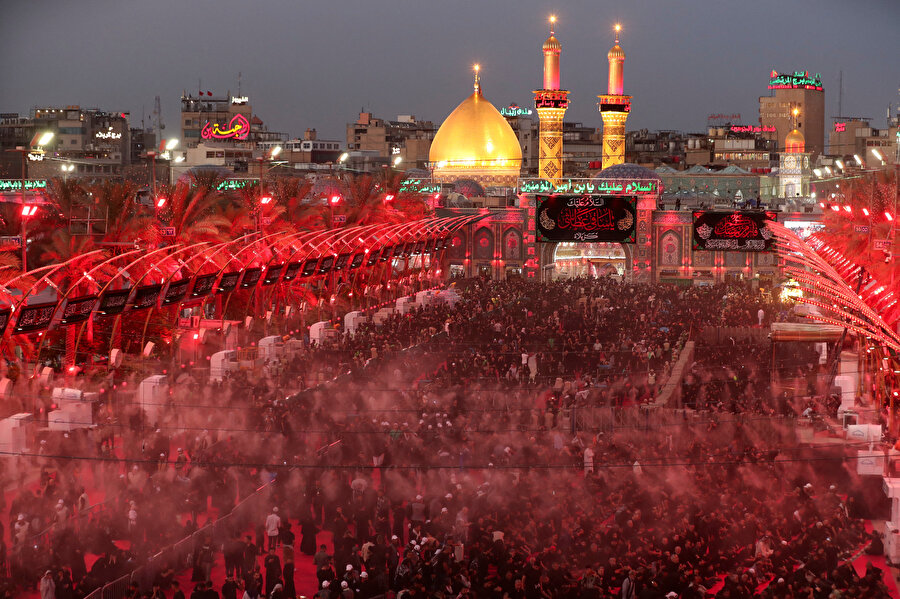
[346,112,436,170]
[828,118,898,166]
[181,94,253,148]
[0,107,132,179]
[759,70,825,158]
[683,126,775,170]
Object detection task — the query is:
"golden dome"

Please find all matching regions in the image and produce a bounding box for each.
[429,87,523,186]
[785,128,805,153]
[608,43,625,61]
[543,34,561,53]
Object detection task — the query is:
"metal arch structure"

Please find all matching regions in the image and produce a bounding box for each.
[2,216,479,366]
[769,221,900,352]
[770,221,900,427]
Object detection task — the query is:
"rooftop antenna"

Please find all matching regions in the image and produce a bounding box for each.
[837,70,843,118]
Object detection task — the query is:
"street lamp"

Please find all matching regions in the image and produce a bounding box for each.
[165,138,179,151]
[854,154,863,167]
[60,163,75,182]
[872,149,885,165]
[393,156,403,168]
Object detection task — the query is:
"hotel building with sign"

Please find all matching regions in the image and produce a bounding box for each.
[759,70,825,158]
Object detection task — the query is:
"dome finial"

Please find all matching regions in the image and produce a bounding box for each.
[614,23,621,44]
[549,15,556,36]
[473,63,481,94]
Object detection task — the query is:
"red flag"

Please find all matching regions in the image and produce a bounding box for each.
[207,91,212,96]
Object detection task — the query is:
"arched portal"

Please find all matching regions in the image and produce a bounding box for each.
[550,242,633,279]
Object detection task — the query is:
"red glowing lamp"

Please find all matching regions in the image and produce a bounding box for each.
[156,197,166,208]
[260,195,273,205]
[21,205,38,217]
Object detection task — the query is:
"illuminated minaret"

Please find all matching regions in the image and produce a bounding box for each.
[533,16,569,181]
[598,24,631,169]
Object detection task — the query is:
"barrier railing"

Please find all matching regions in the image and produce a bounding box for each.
[72,480,274,598]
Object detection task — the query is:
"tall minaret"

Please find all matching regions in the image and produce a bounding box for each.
[598,24,631,169]
[533,16,569,182]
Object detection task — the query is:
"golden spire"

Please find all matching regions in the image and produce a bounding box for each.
[549,15,556,36]
[614,23,621,44]
[473,63,481,94]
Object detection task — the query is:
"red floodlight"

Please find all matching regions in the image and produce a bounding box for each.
[886,211,894,222]
[330,195,341,205]
[156,197,167,208]
[384,194,394,202]
[260,195,273,205]
[21,205,38,217]
[863,208,870,216]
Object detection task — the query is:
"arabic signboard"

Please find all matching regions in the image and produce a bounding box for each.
[282,261,302,282]
[519,178,659,195]
[692,211,778,252]
[162,279,191,305]
[873,239,892,251]
[500,105,533,117]
[14,302,57,333]
[0,180,47,192]
[730,125,776,133]
[332,215,346,225]
[216,179,259,192]
[0,308,11,336]
[768,70,823,91]
[161,227,176,237]
[536,195,637,243]
[60,295,98,325]
[217,271,241,294]
[854,225,870,234]
[0,236,21,248]
[97,289,131,315]
[349,252,365,269]
[191,274,217,298]
[239,267,262,288]
[535,91,570,109]
[366,250,380,266]
[398,178,442,194]
[333,254,350,271]
[301,259,320,277]
[132,284,163,310]
[200,114,250,140]
[317,256,335,274]
[262,264,283,285]
[379,246,394,262]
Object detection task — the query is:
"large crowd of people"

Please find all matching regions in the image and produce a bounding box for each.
[0,277,893,599]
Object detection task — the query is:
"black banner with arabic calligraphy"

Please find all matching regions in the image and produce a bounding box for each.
[282,261,302,282]
[692,211,778,252]
[61,295,98,325]
[262,264,284,285]
[535,195,637,243]
[239,267,262,288]
[132,284,163,310]
[162,279,191,305]
[217,271,241,294]
[14,302,58,333]
[0,307,11,336]
[98,289,131,316]
[191,274,217,298]
[349,253,365,269]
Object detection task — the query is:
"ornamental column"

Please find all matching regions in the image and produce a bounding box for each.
[599,24,631,169]
[534,16,569,182]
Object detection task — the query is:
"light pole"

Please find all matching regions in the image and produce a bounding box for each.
[60,163,75,182]
[10,131,54,270]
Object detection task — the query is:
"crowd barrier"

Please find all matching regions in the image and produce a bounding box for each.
[83,481,274,599]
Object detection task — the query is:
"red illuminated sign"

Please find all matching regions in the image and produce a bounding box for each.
[730,125,776,133]
[834,122,846,133]
[201,114,250,140]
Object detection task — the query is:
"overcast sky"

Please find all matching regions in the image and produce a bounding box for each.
[2,0,898,142]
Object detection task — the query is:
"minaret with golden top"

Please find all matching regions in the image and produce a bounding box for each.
[533,16,569,182]
[598,24,631,169]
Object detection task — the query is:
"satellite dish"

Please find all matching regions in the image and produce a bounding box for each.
[110,349,123,368]
[142,342,155,357]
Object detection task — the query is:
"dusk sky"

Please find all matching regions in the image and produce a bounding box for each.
[2,0,898,143]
